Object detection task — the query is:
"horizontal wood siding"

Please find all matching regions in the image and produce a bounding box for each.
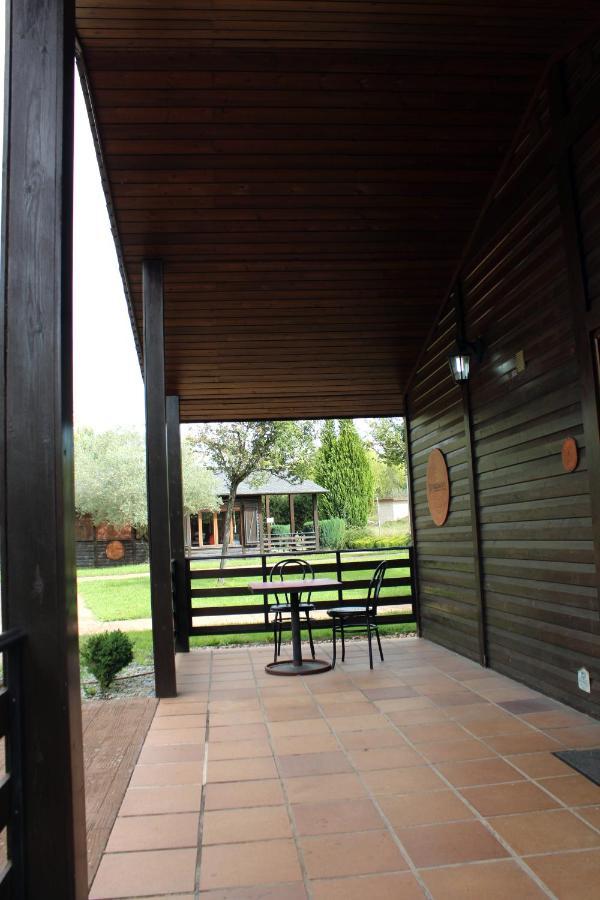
[408,36,600,717]
[408,304,480,661]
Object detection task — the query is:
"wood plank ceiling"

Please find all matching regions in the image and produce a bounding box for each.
[75,1,600,422]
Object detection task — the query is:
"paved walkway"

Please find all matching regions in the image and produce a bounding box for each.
[89,638,600,899]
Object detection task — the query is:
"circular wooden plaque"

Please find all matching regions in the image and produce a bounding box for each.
[427,449,450,526]
[106,540,125,561]
[561,437,579,473]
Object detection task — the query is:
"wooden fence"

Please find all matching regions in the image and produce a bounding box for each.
[0,628,25,896]
[181,546,416,639]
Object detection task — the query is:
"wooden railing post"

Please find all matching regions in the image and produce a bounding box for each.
[166,395,189,653]
[335,550,343,604]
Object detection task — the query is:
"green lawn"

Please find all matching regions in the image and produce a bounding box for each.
[78,563,150,578]
[121,623,417,666]
[79,577,151,621]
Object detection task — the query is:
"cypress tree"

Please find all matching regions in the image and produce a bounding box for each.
[313,419,374,527]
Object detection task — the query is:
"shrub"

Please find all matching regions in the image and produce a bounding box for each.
[318,518,347,549]
[81,630,134,692]
[345,531,411,550]
[271,523,291,536]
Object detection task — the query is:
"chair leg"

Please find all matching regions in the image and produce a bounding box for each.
[278,618,283,655]
[273,618,278,663]
[375,624,384,662]
[367,622,374,669]
[306,611,316,659]
[340,620,346,662]
[332,620,337,668]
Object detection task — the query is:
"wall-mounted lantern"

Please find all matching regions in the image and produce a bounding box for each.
[448,337,485,384]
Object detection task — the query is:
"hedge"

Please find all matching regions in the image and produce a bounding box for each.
[346,532,411,550]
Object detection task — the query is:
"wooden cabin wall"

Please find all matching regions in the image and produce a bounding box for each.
[407,35,600,717]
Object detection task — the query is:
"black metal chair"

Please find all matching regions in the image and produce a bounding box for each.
[269,558,316,663]
[327,560,388,669]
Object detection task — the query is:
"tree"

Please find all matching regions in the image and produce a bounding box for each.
[313,420,374,527]
[368,417,407,472]
[74,427,218,531]
[368,451,407,500]
[192,420,316,565]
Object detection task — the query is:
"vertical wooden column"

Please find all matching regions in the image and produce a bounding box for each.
[265,495,271,544]
[289,494,296,534]
[143,260,177,697]
[403,402,422,637]
[0,0,88,895]
[453,287,487,667]
[166,396,189,653]
[312,493,320,549]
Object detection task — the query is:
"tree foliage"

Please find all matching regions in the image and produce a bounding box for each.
[368,417,407,471]
[369,451,407,499]
[74,427,218,530]
[313,420,374,527]
[192,420,316,563]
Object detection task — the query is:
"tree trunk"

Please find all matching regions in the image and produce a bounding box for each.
[219,481,239,573]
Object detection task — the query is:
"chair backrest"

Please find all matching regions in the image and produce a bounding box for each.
[366,560,388,616]
[269,557,315,605]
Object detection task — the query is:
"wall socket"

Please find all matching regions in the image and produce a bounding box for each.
[577,667,591,693]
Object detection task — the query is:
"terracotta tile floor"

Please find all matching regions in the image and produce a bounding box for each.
[89,638,600,899]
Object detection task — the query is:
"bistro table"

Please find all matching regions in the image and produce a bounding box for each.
[248,578,341,675]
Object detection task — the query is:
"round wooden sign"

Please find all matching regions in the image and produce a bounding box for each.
[561,437,579,473]
[427,449,450,526]
[106,540,125,561]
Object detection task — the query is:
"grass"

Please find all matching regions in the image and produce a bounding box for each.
[78,563,150,578]
[119,623,418,667]
[79,577,151,621]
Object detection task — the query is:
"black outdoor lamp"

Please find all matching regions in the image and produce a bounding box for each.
[448,337,485,384]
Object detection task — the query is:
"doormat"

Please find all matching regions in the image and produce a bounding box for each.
[553,749,600,786]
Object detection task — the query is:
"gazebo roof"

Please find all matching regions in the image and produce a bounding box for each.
[214,473,327,497]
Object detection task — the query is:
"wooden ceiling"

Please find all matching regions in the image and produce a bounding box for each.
[75,1,600,422]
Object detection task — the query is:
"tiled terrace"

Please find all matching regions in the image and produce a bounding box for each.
[90,638,600,899]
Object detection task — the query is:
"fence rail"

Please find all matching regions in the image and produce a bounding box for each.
[181,546,415,638]
[0,628,25,897]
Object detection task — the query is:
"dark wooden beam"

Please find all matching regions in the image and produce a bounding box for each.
[454,286,487,667]
[289,494,296,535]
[0,0,87,895]
[143,259,177,697]
[166,395,189,653]
[403,399,421,638]
[312,493,320,550]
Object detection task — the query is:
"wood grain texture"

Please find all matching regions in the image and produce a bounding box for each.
[75,2,600,420]
[408,33,600,717]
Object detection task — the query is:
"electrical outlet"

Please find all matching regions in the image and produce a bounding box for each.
[515,350,526,373]
[578,667,591,693]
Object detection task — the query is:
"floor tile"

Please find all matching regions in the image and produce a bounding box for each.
[301,829,407,878]
[489,808,600,855]
[505,751,574,778]
[578,805,600,829]
[460,781,560,816]
[387,707,450,726]
[277,750,352,778]
[284,772,366,804]
[527,848,600,899]
[200,886,306,900]
[348,746,425,771]
[137,744,205,765]
[363,765,447,795]
[90,848,197,899]
[209,724,269,742]
[209,739,273,760]
[204,779,285,810]
[151,714,206,730]
[120,784,202,816]
[417,737,492,763]
[130,762,203,787]
[292,798,384,836]
[538,773,600,806]
[420,860,546,899]
[271,733,339,756]
[436,757,524,787]
[106,813,199,852]
[396,820,509,867]
[144,728,205,747]
[268,718,330,738]
[329,714,388,732]
[156,702,207,717]
[337,728,407,750]
[202,805,292,844]
[484,732,563,755]
[199,839,302,890]
[310,871,425,899]
[380,790,474,827]
[206,756,278,783]
[401,721,469,743]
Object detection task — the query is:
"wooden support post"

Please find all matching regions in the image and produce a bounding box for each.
[289,494,296,535]
[403,401,422,637]
[143,260,177,698]
[0,0,88,895]
[167,396,189,653]
[265,495,271,543]
[312,493,320,550]
[453,288,487,667]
